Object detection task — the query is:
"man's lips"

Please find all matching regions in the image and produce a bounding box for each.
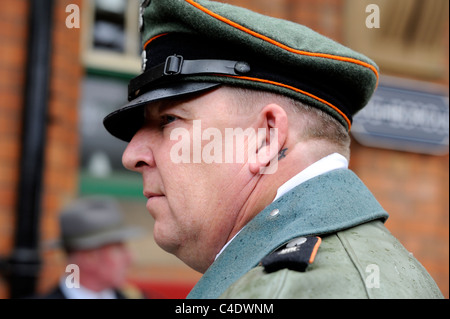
[144,191,164,199]
[144,192,165,218]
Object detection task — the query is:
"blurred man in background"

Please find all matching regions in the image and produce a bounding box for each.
[38,196,144,299]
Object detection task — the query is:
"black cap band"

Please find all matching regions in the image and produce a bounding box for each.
[128,55,251,101]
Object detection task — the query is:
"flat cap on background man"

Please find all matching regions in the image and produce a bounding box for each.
[59,196,141,251]
[103,0,443,299]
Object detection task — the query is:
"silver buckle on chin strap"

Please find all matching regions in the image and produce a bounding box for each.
[164,55,184,75]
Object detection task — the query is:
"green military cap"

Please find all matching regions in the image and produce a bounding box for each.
[104,0,379,142]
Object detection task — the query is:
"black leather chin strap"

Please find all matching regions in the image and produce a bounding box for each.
[128,54,251,100]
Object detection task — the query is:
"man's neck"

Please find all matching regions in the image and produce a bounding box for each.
[224,143,315,242]
[219,151,348,258]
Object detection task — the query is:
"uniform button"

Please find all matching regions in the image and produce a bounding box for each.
[234,61,251,74]
[269,209,280,217]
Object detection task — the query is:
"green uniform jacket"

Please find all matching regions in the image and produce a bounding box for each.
[187,169,443,299]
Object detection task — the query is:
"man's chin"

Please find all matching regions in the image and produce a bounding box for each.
[152,226,180,255]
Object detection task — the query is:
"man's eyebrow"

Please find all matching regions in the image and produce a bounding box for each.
[158,100,192,116]
[159,103,188,113]
[144,100,192,119]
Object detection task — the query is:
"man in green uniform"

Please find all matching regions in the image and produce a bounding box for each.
[103,0,443,298]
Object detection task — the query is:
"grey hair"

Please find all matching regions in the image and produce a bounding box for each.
[226,86,351,160]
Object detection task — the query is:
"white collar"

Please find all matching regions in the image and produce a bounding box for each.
[59,276,117,299]
[215,153,348,260]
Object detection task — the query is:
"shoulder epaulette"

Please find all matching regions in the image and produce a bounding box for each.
[261,236,322,273]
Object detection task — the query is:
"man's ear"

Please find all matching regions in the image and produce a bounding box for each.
[249,103,288,175]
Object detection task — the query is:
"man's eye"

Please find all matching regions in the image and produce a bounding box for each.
[160,115,178,127]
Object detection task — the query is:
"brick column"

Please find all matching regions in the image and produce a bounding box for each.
[0,0,83,298]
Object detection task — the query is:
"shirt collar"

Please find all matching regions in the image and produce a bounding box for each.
[59,276,117,299]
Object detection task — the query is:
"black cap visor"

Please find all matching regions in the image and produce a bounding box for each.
[103,81,220,142]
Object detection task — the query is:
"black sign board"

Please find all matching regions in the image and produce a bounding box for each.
[352,81,449,155]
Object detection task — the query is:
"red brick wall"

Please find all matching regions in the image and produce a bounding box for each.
[0,0,82,298]
[0,0,29,299]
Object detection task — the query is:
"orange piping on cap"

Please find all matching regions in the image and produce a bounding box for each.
[184,0,379,85]
[144,33,170,50]
[222,75,352,130]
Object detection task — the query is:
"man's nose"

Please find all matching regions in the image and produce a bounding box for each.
[122,128,156,172]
